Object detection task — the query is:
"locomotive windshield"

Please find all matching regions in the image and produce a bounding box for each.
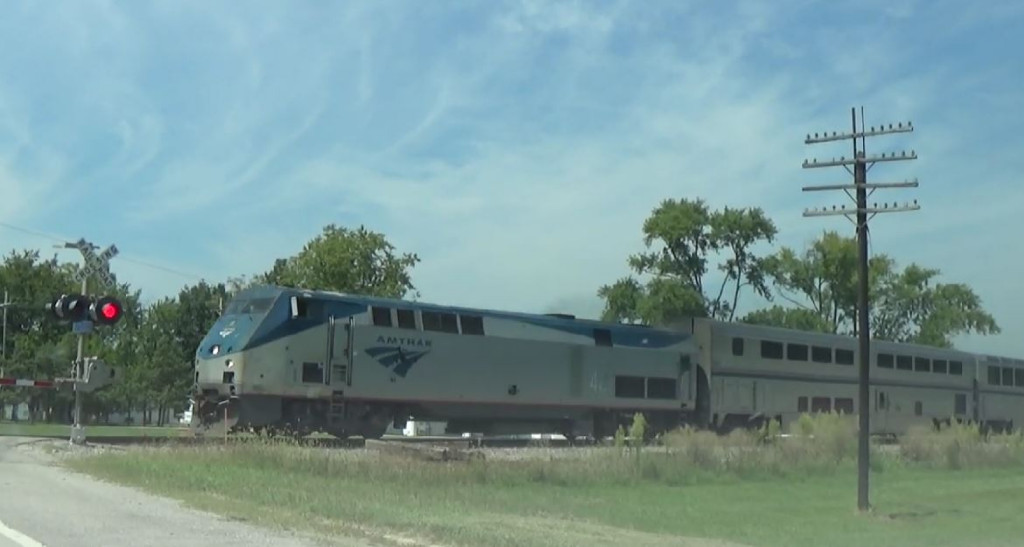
[222,296,276,316]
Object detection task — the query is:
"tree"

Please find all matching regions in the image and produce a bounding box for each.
[746,230,1000,347]
[257,224,421,298]
[598,198,777,325]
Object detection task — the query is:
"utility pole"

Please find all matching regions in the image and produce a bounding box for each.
[2,289,9,361]
[801,106,918,512]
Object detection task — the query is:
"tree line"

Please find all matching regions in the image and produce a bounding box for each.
[0,200,1000,424]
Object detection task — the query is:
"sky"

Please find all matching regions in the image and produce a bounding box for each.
[0,0,1022,357]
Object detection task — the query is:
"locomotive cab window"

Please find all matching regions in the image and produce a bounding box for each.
[289,296,324,319]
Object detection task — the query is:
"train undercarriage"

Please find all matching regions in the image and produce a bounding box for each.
[189,391,703,442]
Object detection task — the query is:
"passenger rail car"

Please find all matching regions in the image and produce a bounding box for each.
[684,319,1024,434]
[190,286,700,439]
[191,285,1024,440]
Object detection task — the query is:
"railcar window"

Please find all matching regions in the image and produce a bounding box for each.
[1002,367,1014,387]
[422,311,459,333]
[914,357,931,372]
[787,343,808,361]
[811,397,831,413]
[646,377,677,399]
[1016,368,1024,387]
[593,329,613,347]
[877,353,894,368]
[949,361,963,375]
[460,315,485,335]
[797,396,808,412]
[614,375,645,398]
[371,307,392,327]
[835,349,854,365]
[811,346,832,363]
[396,309,417,329]
[896,355,912,370]
[834,398,854,415]
[932,359,948,374]
[955,394,967,415]
[731,337,744,356]
[988,365,1001,385]
[761,340,784,359]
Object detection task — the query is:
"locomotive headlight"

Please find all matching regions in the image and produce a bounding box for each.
[211,344,220,355]
[225,359,234,368]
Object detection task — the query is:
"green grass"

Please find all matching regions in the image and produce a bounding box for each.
[0,421,187,438]
[62,415,1024,547]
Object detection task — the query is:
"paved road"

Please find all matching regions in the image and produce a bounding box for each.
[0,437,368,547]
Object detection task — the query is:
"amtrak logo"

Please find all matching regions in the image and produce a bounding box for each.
[219,320,237,337]
[365,346,431,377]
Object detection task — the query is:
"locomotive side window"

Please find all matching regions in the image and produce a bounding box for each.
[371,306,392,327]
[731,337,744,356]
[646,377,677,399]
[396,309,417,329]
[835,349,854,365]
[761,340,783,360]
[811,346,832,363]
[787,343,808,361]
[422,311,459,333]
[877,353,894,368]
[460,314,485,335]
[614,375,645,398]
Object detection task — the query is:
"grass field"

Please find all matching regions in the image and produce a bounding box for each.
[0,421,187,438]
[63,415,1024,547]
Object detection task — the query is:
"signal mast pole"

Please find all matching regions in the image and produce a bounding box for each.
[61,238,119,445]
[801,106,919,512]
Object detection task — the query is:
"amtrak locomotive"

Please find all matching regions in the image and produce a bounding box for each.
[190,285,1024,439]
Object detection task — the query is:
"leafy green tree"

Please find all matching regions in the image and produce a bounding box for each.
[598,198,777,324]
[747,230,1000,347]
[257,224,421,298]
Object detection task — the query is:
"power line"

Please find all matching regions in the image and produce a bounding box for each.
[800,106,919,513]
[0,220,207,282]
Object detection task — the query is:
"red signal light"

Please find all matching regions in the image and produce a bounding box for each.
[101,302,120,320]
[90,296,124,326]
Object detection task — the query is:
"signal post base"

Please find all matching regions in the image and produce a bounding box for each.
[69,425,86,446]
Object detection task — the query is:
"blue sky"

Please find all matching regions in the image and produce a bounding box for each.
[1,0,1022,357]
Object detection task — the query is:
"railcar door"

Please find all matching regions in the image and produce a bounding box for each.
[874,388,889,434]
[326,315,354,387]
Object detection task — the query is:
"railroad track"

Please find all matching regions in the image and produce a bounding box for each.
[27,433,579,449]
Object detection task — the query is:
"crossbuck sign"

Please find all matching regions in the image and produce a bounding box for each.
[70,239,118,289]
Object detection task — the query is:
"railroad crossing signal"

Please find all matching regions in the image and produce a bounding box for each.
[46,294,124,326]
